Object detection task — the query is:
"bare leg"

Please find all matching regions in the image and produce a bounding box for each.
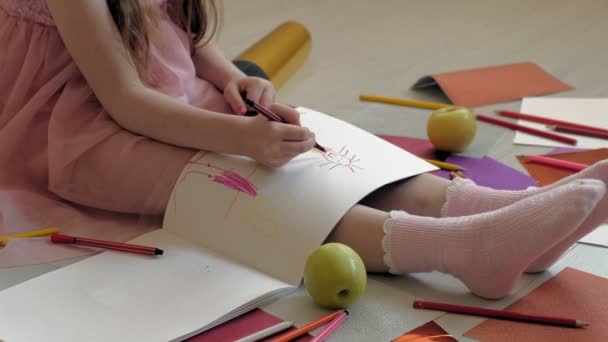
[325,205,390,272]
[361,173,450,217]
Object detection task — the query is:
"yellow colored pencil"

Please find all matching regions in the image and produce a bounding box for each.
[423,159,464,171]
[0,227,60,245]
[359,94,452,110]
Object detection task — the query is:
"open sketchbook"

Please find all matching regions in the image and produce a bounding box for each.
[0,108,436,342]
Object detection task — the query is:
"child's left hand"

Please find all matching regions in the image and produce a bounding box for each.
[223,76,275,115]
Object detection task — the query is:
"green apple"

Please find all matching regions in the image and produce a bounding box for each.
[303,243,367,309]
[427,106,477,153]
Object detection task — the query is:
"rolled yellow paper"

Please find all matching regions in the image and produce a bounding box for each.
[235,21,312,89]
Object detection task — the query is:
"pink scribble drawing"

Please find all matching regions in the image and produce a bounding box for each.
[172,152,259,218]
[319,145,363,173]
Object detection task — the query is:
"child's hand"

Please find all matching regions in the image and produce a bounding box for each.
[242,104,316,168]
[224,76,275,115]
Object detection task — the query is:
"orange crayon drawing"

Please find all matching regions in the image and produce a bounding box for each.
[242,195,296,238]
[319,145,363,173]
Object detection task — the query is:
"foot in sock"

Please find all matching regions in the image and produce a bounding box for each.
[442,160,608,272]
[383,180,604,299]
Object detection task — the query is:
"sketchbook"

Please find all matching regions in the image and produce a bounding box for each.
[0,107,436,342]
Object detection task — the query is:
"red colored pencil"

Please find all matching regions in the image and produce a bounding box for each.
[549,124,608,140]
[50,233,163,256]
[476,114,577,145]
[527,155,588,172]
[498,110,608,134]
[413,300,588,328]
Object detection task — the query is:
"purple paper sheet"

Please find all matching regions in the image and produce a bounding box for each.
[439,155,539,190]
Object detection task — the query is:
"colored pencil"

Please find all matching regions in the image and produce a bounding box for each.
[413,300,588,328]
[475,114,577,145]
[423,159,464,171]
[50,233,163,256]
[548,125,608,140]
[0,227,60,245]
[242,95,327,152]
[234,321,293,342]
[309,311,349,342]
[497,110,608,134]
[526,155,588,172]
[359,94,451,110]
[269,311,342,342]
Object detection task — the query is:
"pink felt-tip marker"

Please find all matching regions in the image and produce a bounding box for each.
[309,310,349,342]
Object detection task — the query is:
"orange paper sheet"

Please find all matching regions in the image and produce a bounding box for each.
[464,267,608,342]
[517,148,608,186]
[413,62,572,108]
[394,321,457,342]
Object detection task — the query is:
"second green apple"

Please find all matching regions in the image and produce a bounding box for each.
[303,243,367,310]
[427,106,477,153]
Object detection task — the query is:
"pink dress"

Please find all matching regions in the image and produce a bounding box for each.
[0,0,232,266]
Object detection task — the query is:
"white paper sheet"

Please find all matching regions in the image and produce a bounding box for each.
[0,230,292,342]
[513,97,608,148]
[163,107,437,285]
[579,224,608,248]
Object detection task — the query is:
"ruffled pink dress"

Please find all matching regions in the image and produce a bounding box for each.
[0,0,232,266]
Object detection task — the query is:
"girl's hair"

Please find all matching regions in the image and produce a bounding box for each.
[106,0,221,80]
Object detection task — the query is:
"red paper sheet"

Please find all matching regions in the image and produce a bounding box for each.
[413,62,572,108]
[517,148,608,186]
[465,267,608,342]
[393,321,456,342]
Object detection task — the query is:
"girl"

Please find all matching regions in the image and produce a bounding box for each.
[1,0,606,299]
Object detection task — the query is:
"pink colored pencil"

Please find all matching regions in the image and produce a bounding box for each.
[497,110,608,134]
[549,125,608,140]
[476,114,577,145]
[527,155,588,172]
[309,311,349,342]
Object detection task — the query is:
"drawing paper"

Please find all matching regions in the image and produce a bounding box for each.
[394,321,456,342]
[579,224,608,248]
[413,63,572,108]
[516,148,608,187]
[514,97,608,148]
[437,155,538,190]
[465,267,608,342]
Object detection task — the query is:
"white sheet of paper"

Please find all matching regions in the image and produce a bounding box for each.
[0,230,292,342]
[579,224,608,248]
[513,97,608,148]
[163,107,436,285]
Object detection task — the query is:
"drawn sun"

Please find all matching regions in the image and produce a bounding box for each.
[319,145,363,173]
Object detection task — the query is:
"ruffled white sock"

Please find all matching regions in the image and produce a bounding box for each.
[441,160,608,272]
[383,180,604,299]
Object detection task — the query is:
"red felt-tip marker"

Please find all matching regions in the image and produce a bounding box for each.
[51,233,163,256]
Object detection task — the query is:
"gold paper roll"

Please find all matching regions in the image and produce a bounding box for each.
[235,21,311,89]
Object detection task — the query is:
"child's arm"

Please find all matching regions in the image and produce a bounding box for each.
[47,1,313,166]
[192,41,246,95]
[193,41,276,115]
